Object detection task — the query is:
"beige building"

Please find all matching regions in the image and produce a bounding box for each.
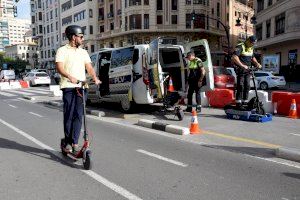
[254,0,300,80]
[5,43,39,68]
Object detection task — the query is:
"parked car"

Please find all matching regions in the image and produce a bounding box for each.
[23,72,51,86]
[0,70,15,80]
[226,67,259,89]
[254,71,286,90]
[213,66,235,89]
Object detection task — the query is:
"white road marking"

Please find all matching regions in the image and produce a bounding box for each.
[26,89,49,94]
[29,112,43,117]
[8,104,17,108]
[0,118,143,200]
[137,149,188,167]
[288,133,300,137]
[0,91,17,97]
[96,117,300,170]
[8,90,35,96]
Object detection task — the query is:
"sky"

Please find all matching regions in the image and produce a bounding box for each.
[16,0,30,20]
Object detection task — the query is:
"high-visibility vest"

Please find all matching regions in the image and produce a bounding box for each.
[189,58,202,69]
[238,42,254,57]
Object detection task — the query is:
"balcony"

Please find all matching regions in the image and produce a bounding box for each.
[98,0,104,4]
[98,15,104,20]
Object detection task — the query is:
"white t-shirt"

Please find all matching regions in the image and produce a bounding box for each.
[55,44,91,89]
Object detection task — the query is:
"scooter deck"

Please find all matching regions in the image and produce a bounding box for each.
[225,109,272,123]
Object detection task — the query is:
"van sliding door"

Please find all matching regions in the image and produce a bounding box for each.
[109,47,134,95]
[184,39,214,92]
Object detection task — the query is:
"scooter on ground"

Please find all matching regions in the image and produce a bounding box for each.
[224,66,272,122]
[60,81,92,170]
[161,72,184,121]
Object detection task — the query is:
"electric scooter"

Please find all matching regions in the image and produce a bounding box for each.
[161,73,184,121]
[224,66,271,122]
[60,81,92,170]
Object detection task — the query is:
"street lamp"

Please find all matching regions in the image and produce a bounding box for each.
[191,10,231,51]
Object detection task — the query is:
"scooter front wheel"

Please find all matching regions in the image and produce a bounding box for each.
[175,107,184,121]
[83,150,92,170]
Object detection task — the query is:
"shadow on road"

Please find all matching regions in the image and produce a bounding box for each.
[202,144,276,158]
[0,137,82,169]
[282,173,300,180]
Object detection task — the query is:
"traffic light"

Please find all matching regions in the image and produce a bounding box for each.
[192,10,195,21]
[13,6,17,17]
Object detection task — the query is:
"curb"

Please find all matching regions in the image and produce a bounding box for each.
[41,101,104,118]
[138,119,189,135]
[275,147,300,162]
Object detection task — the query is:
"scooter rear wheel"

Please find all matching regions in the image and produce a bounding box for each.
[83,150,92,170]
[176,107,184,121]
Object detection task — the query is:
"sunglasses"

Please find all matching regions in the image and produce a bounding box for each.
[75,35,84,39]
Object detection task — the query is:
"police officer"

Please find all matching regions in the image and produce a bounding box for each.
[56,25,101,153]
[232,35,262,108]
[185,51,206,112]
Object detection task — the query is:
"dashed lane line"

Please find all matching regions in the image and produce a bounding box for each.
[0,118,143,200]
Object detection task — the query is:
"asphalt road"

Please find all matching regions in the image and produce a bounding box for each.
[0,96,300,200]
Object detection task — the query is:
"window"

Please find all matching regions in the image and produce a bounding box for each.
[144,14,149,29]
[257,0,264,13]
[89,9,93,18]
[186,0,191,5]
[217,2,220,17]
[129,0,141,6]
[100,25,104,32]
[186,14,192,29]
[73,0,85,6]
[89,25,93,34]
[171,15,177,24]
[268,0,272,6]
[91,45,94,53]
[172,0,177,10]
[144,0,149,5]
[110,22,114,30]
[157,0,162,10]
[157,15,163,24]
[111,48,133,68]
[256,23,262,41]
[266,19,271,38]
[275,12,285,35]
[129,14,142,29]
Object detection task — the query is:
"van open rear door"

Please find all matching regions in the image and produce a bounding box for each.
[147,39,164,99]
[184,39,214,92]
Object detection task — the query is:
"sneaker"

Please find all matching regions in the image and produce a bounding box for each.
[196,106,202,113]
[72,144,80,155]
[185,107,192,112]
[64,144,72,153]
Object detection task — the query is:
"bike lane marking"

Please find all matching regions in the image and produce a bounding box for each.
[0,118,143,200]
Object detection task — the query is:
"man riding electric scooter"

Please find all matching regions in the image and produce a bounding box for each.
[56,25,101,154]
[231,35,262,109]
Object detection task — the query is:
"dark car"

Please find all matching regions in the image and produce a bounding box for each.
[213,66,235,89]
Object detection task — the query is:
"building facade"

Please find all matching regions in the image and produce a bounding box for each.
[31,0,61,69]
[0,0,15,18]
[5,43,39,68]
[7,18,31,45]
[254,0,300,81]
[0,18,9,51]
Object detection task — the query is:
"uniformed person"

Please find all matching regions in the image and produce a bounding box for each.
[232,35,261,108]
[56,25,101,153]
[185,51,206,112]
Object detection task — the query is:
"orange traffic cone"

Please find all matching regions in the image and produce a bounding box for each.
[189,110,201,134]
[288,99,298,119]
[168,77,175,92]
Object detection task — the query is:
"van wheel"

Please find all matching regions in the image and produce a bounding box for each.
[121,99,135,113]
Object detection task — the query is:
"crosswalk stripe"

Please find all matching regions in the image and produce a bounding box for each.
[0,91,17,97]
[24,89,49,94]
[6,90,35,96]
[31,88,51,92]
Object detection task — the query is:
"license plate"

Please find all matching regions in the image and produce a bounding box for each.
[226,84,234,87]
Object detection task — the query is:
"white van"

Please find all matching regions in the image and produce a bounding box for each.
[87,38,214,112]
[0,70,16,80]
